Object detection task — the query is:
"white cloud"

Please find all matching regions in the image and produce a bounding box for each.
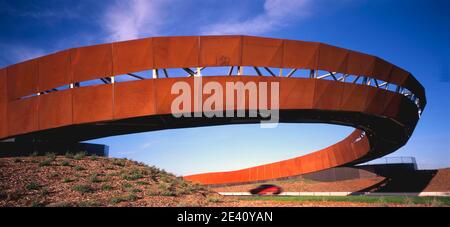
[102,0,170,41]
[201,0,313,35]
[100,0,314,41]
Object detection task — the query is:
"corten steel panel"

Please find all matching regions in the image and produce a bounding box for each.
[388,65,409,86]
[272,162,281,179]
[0,69,7,138]
[372,57,393,82]
[364,87,390,116]
[242,36,283,67]
[317,43,349,73]
[350,133,370,158]
[225,172,234,184]
[72,84,113,124]
[273,161,286,178]
[345,130,361,157]
[199,36,241,66]
[231,171,241,184]
[242,169,251,183]
[340,148,355,164]
[300,153,317,174]
[333,142,349,165]
[191,174,204,185]
[313,80,344,110]
[326,144,339,167]
[203,174,213,185]
[354,137,370,158]
[310,152,323,172]
[112,38,153,75]
[296,157,308,175]
[154,77,193,115]
[340,139,357,162]
[395,97,419,127]
[114,80,156,120]
[201,76,231,112]
[38,50,70,92]
[380,91,398,117]
[214,76,245,112]
[346,51,375,76]
[230,172,241,183]
[282,159,297,178]
[0,68,6,102]
[320,149,332,169]
[382,93,404,119]
[282,40,319,69]
[38,90,73,130]
[294,154,308,174]
[257,165,264,181]
[226,172,236,184]
[264,163,273,180]
[250,167,257,182]
[346,135,361,160]
[191,174,207,185]
[313,150,326,171]
[295,154,310,175]
[7,59,38,100]
[340,83,370,112]
[294,157,304,175]
[7,98,38,136]
[154,76,279,116]
[273,162,282,179]
[279,78,315,110]
[221,76,279,111]
[403,73,426,106]
[227,172,238,184]
[255,166,265,181]
[338,133,362,164]
[0,106,6,138]
[212,173,222,185]
[220,172,228,184]
[291,158,303,175]
[188,173,202,185]
[217,175,226,185]
[70,43,113,83]
[153,36,199,68]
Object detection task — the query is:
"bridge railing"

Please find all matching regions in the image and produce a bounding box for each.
[359,156,418,168]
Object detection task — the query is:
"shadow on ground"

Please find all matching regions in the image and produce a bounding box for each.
[355,170,437,193]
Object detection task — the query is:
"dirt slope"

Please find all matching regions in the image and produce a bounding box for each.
[0,154,221,207]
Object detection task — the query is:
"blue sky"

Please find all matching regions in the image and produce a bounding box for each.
[0,0,449,174]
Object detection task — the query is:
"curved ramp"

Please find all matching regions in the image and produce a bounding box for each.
[0,36,425,185]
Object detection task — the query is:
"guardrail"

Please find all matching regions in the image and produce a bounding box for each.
[359,156,417,166]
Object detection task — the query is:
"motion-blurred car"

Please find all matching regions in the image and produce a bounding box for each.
[249,184,283,195]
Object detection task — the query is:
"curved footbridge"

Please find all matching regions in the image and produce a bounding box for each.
[0,36,425,185]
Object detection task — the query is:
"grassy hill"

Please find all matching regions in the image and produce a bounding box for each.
[0,153,222,207]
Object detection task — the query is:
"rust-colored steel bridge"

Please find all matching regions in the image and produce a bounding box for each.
[0,36,426,185]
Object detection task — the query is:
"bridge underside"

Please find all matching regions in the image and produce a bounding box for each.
[8,107,413,184]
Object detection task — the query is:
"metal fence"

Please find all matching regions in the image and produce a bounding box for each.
[359,156,417,169]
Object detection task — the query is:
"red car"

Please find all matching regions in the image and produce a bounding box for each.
[249,184,283,195]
